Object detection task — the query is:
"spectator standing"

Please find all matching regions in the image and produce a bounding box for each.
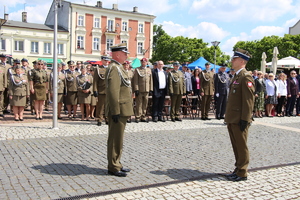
[254,71,266,118]
[200,62,214,120]
[265,73,278,117]
[286,70,299,116]
[132,58,153,122]
[152,61,168,122]
[276,73,287,117]
[191,68,201,111]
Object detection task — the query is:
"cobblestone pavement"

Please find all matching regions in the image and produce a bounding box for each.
[0,109,300,199]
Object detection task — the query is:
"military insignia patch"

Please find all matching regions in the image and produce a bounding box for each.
[247,82,253,87]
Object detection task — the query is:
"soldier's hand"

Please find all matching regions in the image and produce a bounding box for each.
[112,115,120,123]
[93,91,98,97]
[239,120,248,132]
[135,90,139,96]
[200,92,204,96]
[149,91,153,96]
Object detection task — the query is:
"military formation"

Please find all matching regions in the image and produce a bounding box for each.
[8,46,289,182]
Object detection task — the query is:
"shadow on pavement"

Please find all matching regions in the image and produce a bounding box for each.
[31,163,106,176]
[150,168,216,180]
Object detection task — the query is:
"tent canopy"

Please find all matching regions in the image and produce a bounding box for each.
[187,57,226,71]
[266,56,300,68]
[131,58,141,69]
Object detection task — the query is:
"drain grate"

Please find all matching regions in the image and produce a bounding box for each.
[53,162,300,200]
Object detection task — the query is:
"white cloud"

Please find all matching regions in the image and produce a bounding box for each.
[159,21,230,42]
[190,0,294,22]
[251,26,285,39]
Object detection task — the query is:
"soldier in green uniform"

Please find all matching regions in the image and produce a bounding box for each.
[132,58,153,122]
[50,63,66,119]
[224,48,255,182]
[8,65,30,121]
[168,62,186,122]
[200,62,215,120]
[29,60,49,120]
[0,54,8,117]
[65,61,81,118]
[93,56,110,126]
[105,43,133,177]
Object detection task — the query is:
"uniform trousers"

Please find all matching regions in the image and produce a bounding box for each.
[96,94,106,122]
[107,115,127,172]
[3,88,9,111]
[170,94,182,118]
[227,123,250,177]
[0,91,4,114]
[215,94,227,118]
[201,95,212,118]
[135,92,149,119]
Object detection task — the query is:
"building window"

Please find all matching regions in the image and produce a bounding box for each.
[122,21,127,31]
[93,38,100,50]
[77,36,84,49]
[138,42,143,54]
[44,43,51,54]
[106,39,113,51]
[121,40,127,44]
[94,18,100,28]
[31,42,39,53]
[108,20,114,32]
[14,40,24,51]
[58,44,63,54]
[0,39,5,50]
[78,16,84,26]
[138,24,144,33]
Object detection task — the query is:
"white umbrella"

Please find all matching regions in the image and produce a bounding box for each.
[261,52,267,74]
[272,47,279,74]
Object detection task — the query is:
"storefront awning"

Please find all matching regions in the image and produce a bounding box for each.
[38,58,62,64]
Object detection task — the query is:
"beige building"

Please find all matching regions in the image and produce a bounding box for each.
[45,0,156,62]
[0,12,69,66]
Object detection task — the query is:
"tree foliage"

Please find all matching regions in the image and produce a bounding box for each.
[151,25,230,65]
[234,34,300,71]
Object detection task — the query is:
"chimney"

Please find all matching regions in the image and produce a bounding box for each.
[112,4,118,10]
[22,12,27,23]
[133,6,138,12]
[4,13,8,21]
[96,1,102,8]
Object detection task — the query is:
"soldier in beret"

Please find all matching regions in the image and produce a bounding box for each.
[132,57,153,122]
[105,43,133,177]
[224,48,255,182]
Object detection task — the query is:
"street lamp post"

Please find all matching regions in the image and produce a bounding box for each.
[211,41,220,72]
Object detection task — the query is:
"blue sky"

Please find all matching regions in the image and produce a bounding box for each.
[1,0,300,56]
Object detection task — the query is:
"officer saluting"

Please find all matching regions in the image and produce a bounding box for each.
[105,43,133,177]
[225,48,255,182]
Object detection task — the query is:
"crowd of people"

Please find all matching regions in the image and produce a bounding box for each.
[0,53,299,123]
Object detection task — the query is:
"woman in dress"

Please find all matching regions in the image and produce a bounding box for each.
[50,63,66,119]
[265,73,278,117]
[254,71,266,118]
[9,65,30,121]
[276,73,287,117]
[29,60,48,120]
[77,65,93,121]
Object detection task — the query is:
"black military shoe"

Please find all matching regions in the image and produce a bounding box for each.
[135,119,140,123]
[0,114,4,117]
[121,168,131,172]
[158,117,165,122]
[205,117,211,120]
[108,170,127,177]
[153,117,158,122]
[97,121,102,126]
[201,117,206,120]
[175,117,182,121]
[171,118,176,122]
[226,174,247,182]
